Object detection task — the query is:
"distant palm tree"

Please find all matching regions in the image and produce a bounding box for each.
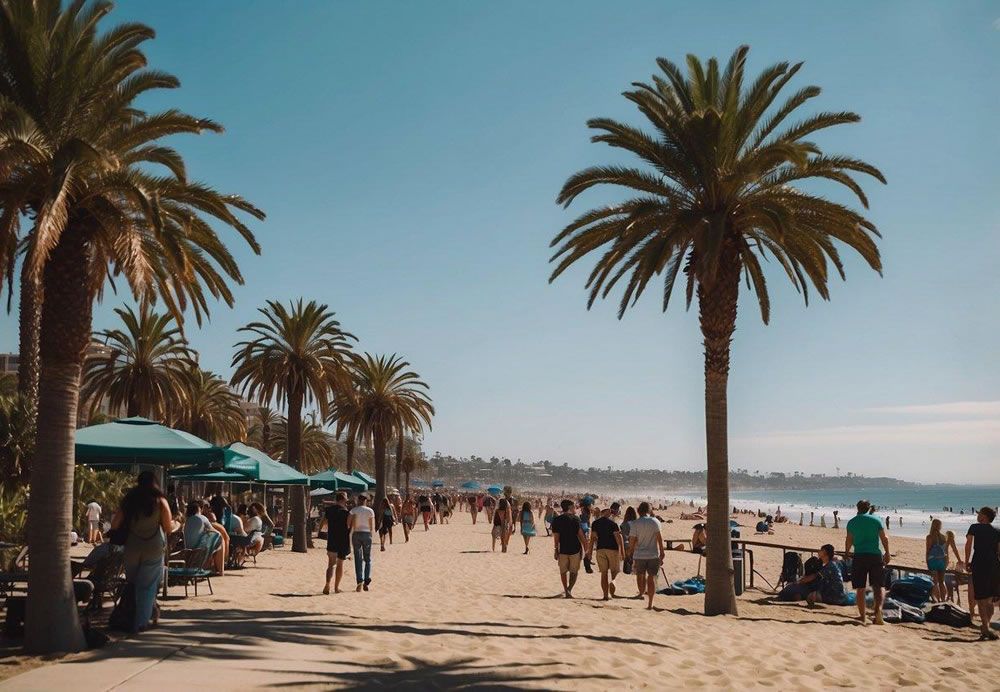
[343,354,433,508]
[230,300,354,552]
[327,383,362,472]
[81,303,195,421]
[0,2,264,652]
[174,369,246,445]
[246,405,280,450]
[549,46,884,615]
[268,415,335,474]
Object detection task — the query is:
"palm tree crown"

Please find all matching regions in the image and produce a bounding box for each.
[81,303,194,420]
[550,44,884,324]
[174,368,246,445]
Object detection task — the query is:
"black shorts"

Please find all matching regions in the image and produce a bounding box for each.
[850,553,884,589]
[970,563,1000,600]
[327,541,349,559]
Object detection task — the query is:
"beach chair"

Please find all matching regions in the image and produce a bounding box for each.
[167,548,213,597]
[0,546,28,599]
[84,549,126,610]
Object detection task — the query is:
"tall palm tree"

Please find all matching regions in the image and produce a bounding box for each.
[0,2,264,652]
[327,383,361,472]
[344,354,433,508]
[230,300,354,552]
[81,303,195,420]
[549,46,883,615]
[174,368,246,445]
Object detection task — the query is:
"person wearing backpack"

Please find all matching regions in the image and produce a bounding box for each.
[964,506,1000,640]
[846,500,890,626]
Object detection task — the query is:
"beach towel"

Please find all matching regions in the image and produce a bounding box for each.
[672,576,706,594]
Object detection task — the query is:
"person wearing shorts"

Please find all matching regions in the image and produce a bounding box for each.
[418,495,433,531]
[964,506,1000,640]
[627,502,664,610]
[319,492,351,594]
[587,507,624,601]
[84,500,102,544]
[845,500,890,625]
[551,499,586,598]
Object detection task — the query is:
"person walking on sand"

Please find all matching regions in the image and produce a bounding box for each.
[543,503,555,536]
[401,497,416,542]
[588,506,624,601]
[552,499,586,598]
[377,497,398,551]
[846,500,890,625]
[492,498,512,553]
[964,506,1000,640]
[418,493,433,531]
[626,502,664,610]
[318,492,350,594]
[350,494,376,592]
[518,501,537,554]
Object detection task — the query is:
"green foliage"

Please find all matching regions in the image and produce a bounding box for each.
[549,45,885,323]
[0,394,34,486]
[73,466,134,532]
[0,485,28,544]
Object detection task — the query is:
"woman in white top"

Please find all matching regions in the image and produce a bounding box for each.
[245,503,266,555]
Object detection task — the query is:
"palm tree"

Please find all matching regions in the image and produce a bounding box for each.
[267,415,335,474]
[549,46,883,615]
[343,354,433,508]
[81,303,195,420]
[230,300,354,552]
[0,3,264,652]
[327,383,361,472]
[174,369,246,445]
[246,405,279,449]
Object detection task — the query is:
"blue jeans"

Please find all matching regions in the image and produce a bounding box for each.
[126,558,162,631]
[352,532,372,584]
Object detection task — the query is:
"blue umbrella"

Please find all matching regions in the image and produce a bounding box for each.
[580,495,594,505]
[432,480,444,488]
[460,481,481,490]
[487,485,502,496]
[411,479,430,487]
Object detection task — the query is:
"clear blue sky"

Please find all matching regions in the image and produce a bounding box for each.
[4,1,998,482]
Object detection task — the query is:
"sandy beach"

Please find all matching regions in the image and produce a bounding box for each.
[2,501,996,690]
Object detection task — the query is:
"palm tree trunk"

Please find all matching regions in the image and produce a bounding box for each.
[395,435,403,490]
[698,249,741,617]
[17,262,41,420]
[25,227,92,653]
[405,469,410,500]
[373,431,387,510]
[286,388,307,553]
[345,437,354,473]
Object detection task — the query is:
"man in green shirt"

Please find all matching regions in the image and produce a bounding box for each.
[845,500,891,625]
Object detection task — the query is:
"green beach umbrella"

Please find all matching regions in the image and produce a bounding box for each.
[224,442,310,485]
[168,468,249,482]
[309,469,368,491]
[352,470,376,487]
[75,417,248,468]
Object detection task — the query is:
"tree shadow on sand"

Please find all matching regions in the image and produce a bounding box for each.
[258,655,618,690]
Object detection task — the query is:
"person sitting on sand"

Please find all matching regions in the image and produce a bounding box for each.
[964,506,1000,640]
[680,512,704,521]
[552,499,586,598]
[691,524,707,554]
[777,544,846,605]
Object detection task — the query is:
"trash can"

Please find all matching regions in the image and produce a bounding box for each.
[732,550,744,596]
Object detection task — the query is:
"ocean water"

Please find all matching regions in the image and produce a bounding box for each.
[669,486,1000,539]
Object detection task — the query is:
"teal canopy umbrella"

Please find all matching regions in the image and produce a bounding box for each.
[410,479,430,488]
[169,468,249,482]
[75,417,249,468]
[432,480,444,488]
[487,485,502,496]
[352,470,376,487]
[310,470,368,492]
[224,442,309,485]
[460,481,481,490]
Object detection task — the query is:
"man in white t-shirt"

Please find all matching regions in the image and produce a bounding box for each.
[626,501,665,610]
[84,500,102,544]
[349,495,376,592]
